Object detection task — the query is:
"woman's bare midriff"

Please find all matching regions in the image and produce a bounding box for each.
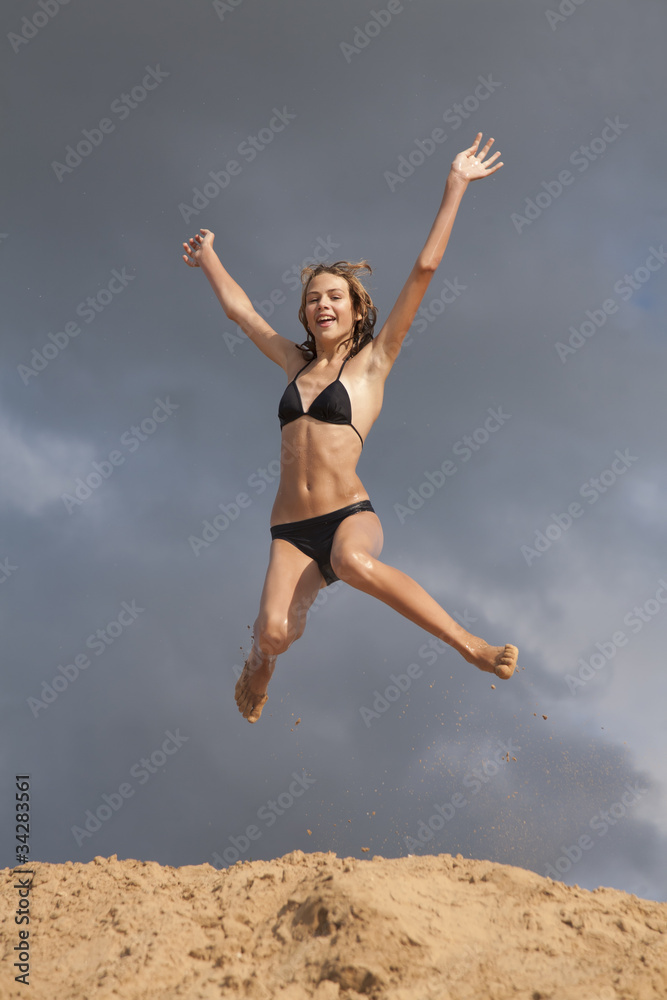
[270,419,370,525]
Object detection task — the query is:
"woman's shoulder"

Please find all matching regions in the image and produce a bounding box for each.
[283,342,314,379]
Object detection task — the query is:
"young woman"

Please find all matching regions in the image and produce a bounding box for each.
[183,132,517,724]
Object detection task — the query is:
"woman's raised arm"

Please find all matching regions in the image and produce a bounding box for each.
[183,228,297,371]
[371,134,503,371]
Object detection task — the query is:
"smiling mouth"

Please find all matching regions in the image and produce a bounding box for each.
[317,316,335,326]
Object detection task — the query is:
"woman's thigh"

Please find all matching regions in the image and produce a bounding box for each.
[255,538,327,642]
[329,510,384,575]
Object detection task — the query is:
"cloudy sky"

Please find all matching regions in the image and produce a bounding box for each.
[2,0,666,902]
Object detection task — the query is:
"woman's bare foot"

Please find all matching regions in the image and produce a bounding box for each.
[461,639,519,680]
[235,653,273,723]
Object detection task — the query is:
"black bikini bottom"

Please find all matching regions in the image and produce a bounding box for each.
[270,500,375,585]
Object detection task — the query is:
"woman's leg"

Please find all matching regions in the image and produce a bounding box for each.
[329,511,518,678]
[235,539,325,722]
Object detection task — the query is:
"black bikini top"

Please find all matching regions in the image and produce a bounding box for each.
[278,354,364,447]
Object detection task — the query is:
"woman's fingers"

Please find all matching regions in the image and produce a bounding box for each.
[182,241,200,266]
[464,132,483,153]
[485,160,504,175]
[473,138,495,162]
[182,229,212,266]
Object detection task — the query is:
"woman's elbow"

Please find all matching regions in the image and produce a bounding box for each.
[416,254,439,273]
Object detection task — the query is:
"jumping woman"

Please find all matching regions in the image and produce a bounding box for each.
[183,132,518,724]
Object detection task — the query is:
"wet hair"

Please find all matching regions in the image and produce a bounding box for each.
[296,260,377,361]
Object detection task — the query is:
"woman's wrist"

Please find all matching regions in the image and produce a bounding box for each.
[198,246,219,272]
[446,168,469,194]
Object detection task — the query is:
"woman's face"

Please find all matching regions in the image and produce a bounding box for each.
[304,273,360,344]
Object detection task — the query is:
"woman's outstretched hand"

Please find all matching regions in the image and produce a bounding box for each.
[451,133,503,182]
[182,228,215,267]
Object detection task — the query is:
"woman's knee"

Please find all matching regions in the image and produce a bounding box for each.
[254,613,303,655]
[330,547,375,586]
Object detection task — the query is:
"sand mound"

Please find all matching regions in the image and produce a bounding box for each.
[2,851,665,999]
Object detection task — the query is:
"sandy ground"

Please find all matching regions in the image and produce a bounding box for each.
[1,850,666,999]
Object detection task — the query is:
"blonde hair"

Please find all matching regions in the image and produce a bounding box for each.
[296,260,377,360]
